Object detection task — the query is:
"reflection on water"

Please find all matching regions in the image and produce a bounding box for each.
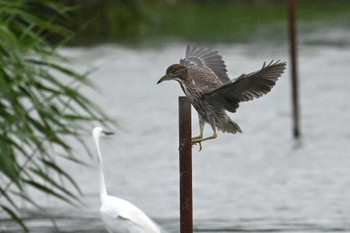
[2,29,350,232]
[3,211,350,232]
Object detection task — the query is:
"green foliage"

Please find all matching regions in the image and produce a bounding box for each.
[68,0,152,44]
[0,0,112,231]
[152,2,287,43]
[68,0,350,45]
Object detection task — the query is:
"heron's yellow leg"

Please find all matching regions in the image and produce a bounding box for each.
[192,132,217,144]
[191,122,217,151]
[191,132,217,151]
[192,133,203,140]
[191,133,203,151]
[192,114,204,140]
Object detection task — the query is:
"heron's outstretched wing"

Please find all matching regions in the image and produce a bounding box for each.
[180,44,230,86]
[207,60,286,112]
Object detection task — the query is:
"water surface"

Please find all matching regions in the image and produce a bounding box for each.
[2,30,350,232]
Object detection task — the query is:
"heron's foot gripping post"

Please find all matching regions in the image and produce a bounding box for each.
[191,139,203,151]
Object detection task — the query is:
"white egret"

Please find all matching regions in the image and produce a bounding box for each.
[92,127,162,233]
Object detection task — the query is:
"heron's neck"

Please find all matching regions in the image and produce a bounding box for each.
[178,78,202,100]
[95,138,108,201]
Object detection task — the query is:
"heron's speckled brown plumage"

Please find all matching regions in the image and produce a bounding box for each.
[157,44,286,149]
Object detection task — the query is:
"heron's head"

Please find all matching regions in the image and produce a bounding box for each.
[157,64,189,84]
[92,127,114,140]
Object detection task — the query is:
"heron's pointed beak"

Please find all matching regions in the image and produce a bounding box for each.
[157,74,171,84]
[102,130,114,136]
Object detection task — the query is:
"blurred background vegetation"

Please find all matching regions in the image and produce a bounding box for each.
[65,0,350,45]
[0,0,111,231]
[1,0,349,232]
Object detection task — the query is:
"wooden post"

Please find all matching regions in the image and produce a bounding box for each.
[288,0,301,138]
[178,96,193,233]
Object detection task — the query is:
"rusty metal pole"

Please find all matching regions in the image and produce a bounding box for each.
[178,96,193,233]
[288,0,301,138]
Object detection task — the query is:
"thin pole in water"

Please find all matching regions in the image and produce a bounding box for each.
[288,0,301,138]
[178,96,193,233]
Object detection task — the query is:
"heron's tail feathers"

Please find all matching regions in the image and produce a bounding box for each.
[219,119,242,134]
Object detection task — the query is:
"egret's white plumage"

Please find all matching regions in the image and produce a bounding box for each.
[92,127,162,233]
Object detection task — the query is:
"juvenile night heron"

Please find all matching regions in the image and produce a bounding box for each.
[157,44,286,150]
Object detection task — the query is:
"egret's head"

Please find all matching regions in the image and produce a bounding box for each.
[92,127,114,140]
[157,64,189,84]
